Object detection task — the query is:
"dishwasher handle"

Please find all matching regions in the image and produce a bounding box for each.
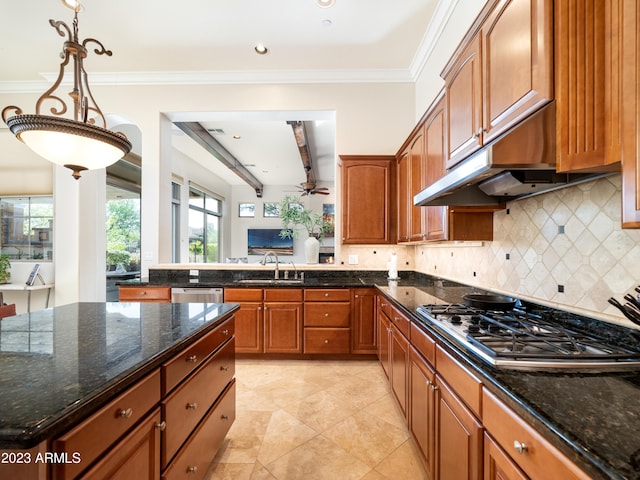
[170,288,223,303]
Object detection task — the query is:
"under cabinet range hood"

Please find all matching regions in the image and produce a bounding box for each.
[414,103,609,207]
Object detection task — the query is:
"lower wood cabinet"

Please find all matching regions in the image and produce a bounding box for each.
[119,286,171,303]
[303,288,350,354]
[351,288,377,354]
[409,346,436,479]
[224,288,263,354]
[264,291,303,353]
[484,433,528,480]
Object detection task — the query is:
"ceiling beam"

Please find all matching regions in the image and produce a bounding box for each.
[287,120,316,184]
[174,121,264,197]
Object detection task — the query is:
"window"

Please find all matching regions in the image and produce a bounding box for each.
[171,182,181,263]
[0,196,53,261]
[188,187,222,263]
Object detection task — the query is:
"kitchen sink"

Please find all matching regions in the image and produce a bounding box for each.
[234,279,304,285]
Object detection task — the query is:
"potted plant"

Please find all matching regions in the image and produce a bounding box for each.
[0,254,11,284]
[278,195,332,263]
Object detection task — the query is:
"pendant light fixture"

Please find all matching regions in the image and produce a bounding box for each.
[2,1,131,179]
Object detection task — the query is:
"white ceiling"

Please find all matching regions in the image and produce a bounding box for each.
[0,0,444,191]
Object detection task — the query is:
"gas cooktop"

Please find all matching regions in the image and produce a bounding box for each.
[416,303,640,371]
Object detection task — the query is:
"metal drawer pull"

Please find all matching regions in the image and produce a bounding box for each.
[118,408,133,419]
[324,293,329,297]
[324,339,329,344]
[187,465,198,474]
[220,365,229,372]
[324,313,329,317]
[186,402,198,410]
[222,329,230,336]
[514,440,528,454]
[186,354,198,363]
[221,414,229,420]
[156,421,167,431]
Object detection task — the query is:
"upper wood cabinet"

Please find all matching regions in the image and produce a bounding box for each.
[442,0,553,168]
[555,0,623,173]
[341,155,396,244]
[619,0,640,227]
[423,92,448,241]
[397,149,411,243]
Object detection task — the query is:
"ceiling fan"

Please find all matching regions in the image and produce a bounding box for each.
[297,180,330,196]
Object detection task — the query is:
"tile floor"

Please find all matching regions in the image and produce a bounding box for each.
[205,359,428,480]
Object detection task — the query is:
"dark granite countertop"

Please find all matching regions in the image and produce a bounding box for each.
[0,302,238,449]
[377,282,640,480]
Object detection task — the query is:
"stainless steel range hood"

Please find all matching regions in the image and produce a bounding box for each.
[414,103,609,207]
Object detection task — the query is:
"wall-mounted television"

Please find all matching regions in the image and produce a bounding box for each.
[247,229,293,255]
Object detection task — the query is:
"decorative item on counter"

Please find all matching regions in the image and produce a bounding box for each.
[278,195,332,264]
[388,279,398,297]
[387,252,399,280]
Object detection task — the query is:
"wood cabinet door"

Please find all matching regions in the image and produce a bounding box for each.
[484,433,528,480]
[351,288,377,354]
[409,347,436,479]
[397,150,410,243]
[232,302,263,353]
[424,92,448,241]
[81,408,161,480]
[409,128,427,241]
[445,33,483,168]
[377,307,391,379]
[264,302,302,353]
[482,0,553,144]
[390,323,409,420]
[436,378,483,480]
[341,156,396,244]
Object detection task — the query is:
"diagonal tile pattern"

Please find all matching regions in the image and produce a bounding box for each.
[206,359,428,480]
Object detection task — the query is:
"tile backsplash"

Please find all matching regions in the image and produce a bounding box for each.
[342,174,640,327]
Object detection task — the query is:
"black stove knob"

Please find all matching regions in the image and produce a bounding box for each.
[451,315,462,324]
[470,315,482,325]
[467,324,480,334]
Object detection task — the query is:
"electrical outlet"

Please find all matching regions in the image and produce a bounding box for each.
[348,254,359,265]
[189,269,199,277]
[558,285,564,293]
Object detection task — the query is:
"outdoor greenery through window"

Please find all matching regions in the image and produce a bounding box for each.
[106,184,141,273]
[0,196,53,261]
[188,187,221,263]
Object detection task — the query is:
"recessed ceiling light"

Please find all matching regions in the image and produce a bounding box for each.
[254,44,269,55]
[316,0,335,8]
[233,135,241,139]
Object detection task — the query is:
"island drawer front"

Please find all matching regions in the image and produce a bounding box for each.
[304,327,350,354]
[435,345,482,417]
[52,369,161,480]
[410,323,436,366]
[482,389,590,480]
[224,288,263,302]
[162,379,236,480]
[263,288,303,302]
[377,295,392,318]
[119,286,171,302]
[389,306,410,339]
[304,288,351,302]
[162,338,235,467]
[163,316,234,395]
[304,302,351,327]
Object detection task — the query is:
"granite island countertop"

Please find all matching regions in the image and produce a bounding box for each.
[377,282,640,480]
[0,301,238,449]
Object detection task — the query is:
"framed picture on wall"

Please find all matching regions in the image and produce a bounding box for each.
[263,203,280,217]
[239,203,255,217]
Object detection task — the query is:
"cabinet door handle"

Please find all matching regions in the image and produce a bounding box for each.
[430,384,439,392]
[222,329,230,336]
[186,402,198,410]
[220,365,229,372]
[221,414,229,421]
[187,465,198,474]
[513,440,528,454]
[118,408,133,419]
[324,313,329,317]
[186,354,198,363]
[324,339,329,344]
[355,294,359,298]
[156,421,167,431]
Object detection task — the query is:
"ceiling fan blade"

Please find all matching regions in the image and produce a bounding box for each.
[312,190,330,195]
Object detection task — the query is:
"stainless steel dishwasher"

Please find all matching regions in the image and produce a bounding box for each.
[170,287,223,303]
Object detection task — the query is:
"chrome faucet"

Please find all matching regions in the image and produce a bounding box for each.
[261,251,279,279]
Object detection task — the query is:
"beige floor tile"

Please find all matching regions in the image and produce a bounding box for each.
[362,393,407,430]
[257,409,318,465]
[265,435,371,480]
[284,389,360,432]
[323,410,410,467]
[373,439,429,480]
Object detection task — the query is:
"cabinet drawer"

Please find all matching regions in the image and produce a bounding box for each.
[119,286,171,302]
[224,288,263,302]
[304,302,350,327]
[162,380,236,480]
[304,288,351,302]
[52,369,161,479]
[389,306,410,339]
[162,338,235,468]
[304,327,350,354]
[410,323,435,366]
[162,317,234,395]
[377,295,392,318]
[435,345,482,417]
[264,288,303,302]
[483,389,590,480]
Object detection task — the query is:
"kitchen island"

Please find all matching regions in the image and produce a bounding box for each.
[0,301,238,480]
